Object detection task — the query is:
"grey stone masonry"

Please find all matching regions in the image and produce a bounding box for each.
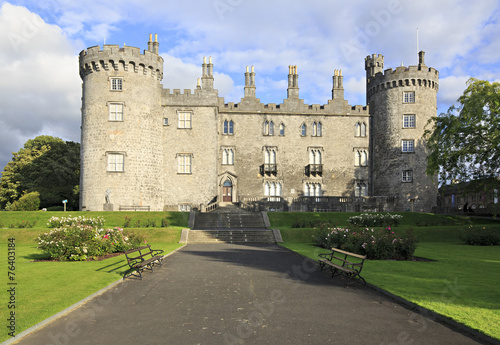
[79,35,438,212]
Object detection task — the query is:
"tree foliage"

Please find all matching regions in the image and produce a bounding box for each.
[424,78,500,185]
[8,191,41,211]
[0,136,80,210]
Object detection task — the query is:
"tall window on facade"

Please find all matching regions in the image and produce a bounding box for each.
[264,181,282,198]
[355,182,367,197]
[109,103,123,121]
[178,112,192,129]
[264,148,276,165]
[355,122,367,137]
[354,149,368,166]
[263,147,277,175]
[107,153,124,172]
[312,122,322,136]
[402,140,415,153]
[309,149,322,165]
[403,91,415,103]
[222,148,234,165]
[301,123,307,136]
[263,121,275,135]
[403,114,415,128]
[304,183,321,197]
[110,78,122,91]
[178,204,192,212]
[279,123,285,136]
[178,154,192,174]
[402,170,413,182]
[223,120,234,135]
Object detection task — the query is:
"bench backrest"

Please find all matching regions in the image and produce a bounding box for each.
[331,248,366,260]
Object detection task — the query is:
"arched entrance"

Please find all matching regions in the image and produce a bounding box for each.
[222,179,233,202]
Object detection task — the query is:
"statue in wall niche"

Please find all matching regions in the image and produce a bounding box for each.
[105,188,111,204]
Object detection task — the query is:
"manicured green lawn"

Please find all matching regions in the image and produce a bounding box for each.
[0,212,187,342]
[275,214,500,341]
[1,211,499,341]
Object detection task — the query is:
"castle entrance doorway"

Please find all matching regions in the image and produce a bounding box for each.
[222,179,233,202]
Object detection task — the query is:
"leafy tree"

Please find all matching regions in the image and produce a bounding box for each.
[425,78,500,185]
[0,136,80,209]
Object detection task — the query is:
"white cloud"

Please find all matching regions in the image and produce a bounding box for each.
[1,0,500,175]
[0,3,81,171]
[436,75,470,112]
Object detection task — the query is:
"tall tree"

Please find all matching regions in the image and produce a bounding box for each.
[0,136,80,209]
[424,78,500,186]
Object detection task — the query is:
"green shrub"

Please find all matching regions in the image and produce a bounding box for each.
[123,216,132,228]
[313,223,418,260]
[46,206,64,211]
[11,220,37,228]
[9,191,41,211]
[161,217,168,227]
[461,226,499,246]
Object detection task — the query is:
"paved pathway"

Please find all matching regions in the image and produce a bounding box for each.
[12,244,489,345]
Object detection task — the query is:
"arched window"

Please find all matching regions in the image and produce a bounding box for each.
[355,150,367,166]
[304,182,322,197]
[317,122,322,136]
[355,182,367,197]
[264,121,269,135]
[279,123,285,136]
[265,182,282,197]
[222,148,234,165]
[269,121,274,135]
[301,123,307,136]
[313,122,322,136]
[355,122,366,137]
[309,149,322,165]
[228,120,234,134]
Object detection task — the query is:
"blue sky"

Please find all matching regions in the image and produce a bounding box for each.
[1,0,499,175]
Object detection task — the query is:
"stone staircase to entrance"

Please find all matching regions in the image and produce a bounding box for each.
[186,204,279,244]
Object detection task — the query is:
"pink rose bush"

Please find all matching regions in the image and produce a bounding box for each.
[313,221,417,260]
[37,216,145,261]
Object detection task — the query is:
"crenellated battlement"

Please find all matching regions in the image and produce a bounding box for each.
[79,44,164,81]
[217,97,368,116]
[366,51,439,96]
[366,57,439,99]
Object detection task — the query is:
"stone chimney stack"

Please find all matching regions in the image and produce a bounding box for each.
[287,65,299,99]
[332,69,344,100]
[244,65,256,98]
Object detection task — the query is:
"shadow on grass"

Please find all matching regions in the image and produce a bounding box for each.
[24,252,51,261]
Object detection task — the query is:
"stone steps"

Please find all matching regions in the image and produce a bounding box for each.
[187,229,276,244]
[193,212,265,229]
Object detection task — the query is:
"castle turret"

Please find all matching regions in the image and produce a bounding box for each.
[365,51,439,212]
[79,35,164,211]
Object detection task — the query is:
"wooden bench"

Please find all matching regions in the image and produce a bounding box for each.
[318,248,367,286]
[123,245,165,280]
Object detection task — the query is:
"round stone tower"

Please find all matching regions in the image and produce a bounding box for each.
[365,52,439,212]
[79,34,164,211]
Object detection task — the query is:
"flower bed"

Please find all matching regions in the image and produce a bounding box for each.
[37,216,145,261]
[313,223,417,260]
[347,213,403,227]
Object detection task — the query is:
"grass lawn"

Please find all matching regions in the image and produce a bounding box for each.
[273,213,500,341]
[0,211,188,343]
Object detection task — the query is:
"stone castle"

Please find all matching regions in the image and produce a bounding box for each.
[78,34,439,212]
